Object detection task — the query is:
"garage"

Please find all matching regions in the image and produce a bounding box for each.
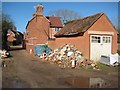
[90,35,112,61]
[50,12,118,61]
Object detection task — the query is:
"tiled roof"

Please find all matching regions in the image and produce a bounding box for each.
[54,12,104,37]
[26,16,63,29]
[46,16,63,28]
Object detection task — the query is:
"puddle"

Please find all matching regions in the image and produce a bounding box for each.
[61,77,109,88]
[11,81,30,88]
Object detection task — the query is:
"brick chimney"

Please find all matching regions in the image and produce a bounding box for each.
[33,4,44,17]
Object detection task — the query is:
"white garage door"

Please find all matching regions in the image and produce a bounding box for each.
[90,35,112,61]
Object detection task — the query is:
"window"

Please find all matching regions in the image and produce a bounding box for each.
[91,36,101,43]
[55,28,59,32]
[103,36,111,43]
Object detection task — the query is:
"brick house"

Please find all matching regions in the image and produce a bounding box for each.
[7,29,16,42]
[26,4,118,61]
[7,28,24,45]
[26,4,63,53]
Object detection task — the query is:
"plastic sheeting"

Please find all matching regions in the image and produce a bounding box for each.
[100,53,120,65]
[110,53,120,65]
[34,44,52,56]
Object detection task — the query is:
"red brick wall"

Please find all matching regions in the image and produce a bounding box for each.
[26,16,50,53]
[26,44,34,53]
[83,32,90,60]
[48,36,85,56]
[26,16,50,44]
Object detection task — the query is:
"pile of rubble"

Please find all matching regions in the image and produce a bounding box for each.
[0,50,11,68]
[0,50,10,58]
[44,44,84,68]
[41,44,99,70]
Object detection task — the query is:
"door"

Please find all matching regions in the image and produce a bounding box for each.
[90,35,112,61]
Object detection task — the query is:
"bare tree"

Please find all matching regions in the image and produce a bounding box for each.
[48,9,81,24]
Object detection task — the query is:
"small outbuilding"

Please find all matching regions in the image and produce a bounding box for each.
[54,12,118,61]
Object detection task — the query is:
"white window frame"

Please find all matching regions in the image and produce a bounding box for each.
[91,35,101,43]
[102,36,111,43]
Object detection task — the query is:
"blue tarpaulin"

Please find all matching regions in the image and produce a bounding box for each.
[34,44,52,56]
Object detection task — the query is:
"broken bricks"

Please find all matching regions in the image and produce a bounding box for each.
[0,50,10,59]
[39,43,99,70]
[44,44,85,68]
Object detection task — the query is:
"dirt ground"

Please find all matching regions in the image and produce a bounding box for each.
[2,46,119,88]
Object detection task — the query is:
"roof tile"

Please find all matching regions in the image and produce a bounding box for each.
[46,16,63,28]
[54,12,104,37]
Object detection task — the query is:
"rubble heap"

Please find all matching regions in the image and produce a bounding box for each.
[37,44,98,69]
[39,43,99,70]
[44,44,85,68]
[0,50,10,58]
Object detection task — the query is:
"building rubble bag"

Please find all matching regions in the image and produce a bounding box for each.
[110,53,119,65]
[34,44,52,56]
